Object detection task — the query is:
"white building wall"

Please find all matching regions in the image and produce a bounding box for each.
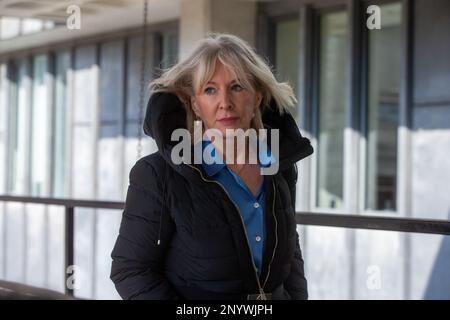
[410,106,450,299]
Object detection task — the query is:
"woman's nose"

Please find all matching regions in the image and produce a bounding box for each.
[218,91,233,110]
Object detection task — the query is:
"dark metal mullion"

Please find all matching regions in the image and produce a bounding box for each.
[300,4,315,136]
[5,62,16,194]
[360,1,370,212]
[64,206,74,297]
[311,9,321,209]
[49,52,58,198]
[298,5,315,244]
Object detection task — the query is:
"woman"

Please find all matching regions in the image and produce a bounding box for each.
[110,33,313,300]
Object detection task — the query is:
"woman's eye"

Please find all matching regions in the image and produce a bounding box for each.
[204,87,216,95]
[232,84,243,91]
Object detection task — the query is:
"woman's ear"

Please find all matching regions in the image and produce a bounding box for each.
[191,97,200,117]
[254,92,263,111]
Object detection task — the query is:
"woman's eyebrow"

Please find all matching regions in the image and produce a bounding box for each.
[206,79,238,85]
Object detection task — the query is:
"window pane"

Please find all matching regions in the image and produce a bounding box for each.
[365,3,402,211]
[98,40,124,201]
[52,51,70,197]
[316,11,349,209]
[30,54,50,196]
[161,31,178,69]
[10,59,30,195]
[6,63,18,193]
[275,19,300,119]
[305,226,450,299]
[124,35,159,195]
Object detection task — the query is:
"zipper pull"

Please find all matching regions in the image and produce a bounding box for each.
[257,288,267,300]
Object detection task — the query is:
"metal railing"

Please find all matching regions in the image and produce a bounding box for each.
[1,195,450,298]
[0,195,124,297]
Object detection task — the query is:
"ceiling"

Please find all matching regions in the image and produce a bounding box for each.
[0,0,180,55]
[0,0,146,21]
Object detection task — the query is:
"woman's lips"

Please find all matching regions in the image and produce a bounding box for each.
[217,117,239,125]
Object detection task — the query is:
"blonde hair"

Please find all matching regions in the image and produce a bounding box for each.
[148,32,297,139]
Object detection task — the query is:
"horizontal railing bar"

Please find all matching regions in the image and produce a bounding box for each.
[296,212,450,235]
[1,195,450,235]
[0,195,124,210]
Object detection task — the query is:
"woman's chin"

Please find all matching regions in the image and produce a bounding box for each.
[204,124,252,139]
[220,126,246,137]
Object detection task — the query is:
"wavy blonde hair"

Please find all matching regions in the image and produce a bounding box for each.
[148,32,297,138]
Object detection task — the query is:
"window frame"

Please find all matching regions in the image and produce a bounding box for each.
[309,4,350,214]
[261,0,413,218]
[358,0,408,217]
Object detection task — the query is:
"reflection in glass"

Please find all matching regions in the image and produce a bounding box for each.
[9,60,29,195]
[161,31,179,69]
[316,11,348,209]
[366,3,402,211]
[52,51,70,197]
[30,55,49,196]
[275,18,300,119]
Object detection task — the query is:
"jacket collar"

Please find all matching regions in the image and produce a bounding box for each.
[143,91,313,178]
[200,137,276,177]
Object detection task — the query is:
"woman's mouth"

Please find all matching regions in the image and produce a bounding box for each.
[217,117,239,125]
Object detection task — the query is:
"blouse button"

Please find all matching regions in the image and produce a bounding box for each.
[255,235,262,242]
[253,202,260,208]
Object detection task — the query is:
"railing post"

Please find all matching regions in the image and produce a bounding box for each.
[65,206,74,297]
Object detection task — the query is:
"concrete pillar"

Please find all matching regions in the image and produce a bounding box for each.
[179,0,258,60]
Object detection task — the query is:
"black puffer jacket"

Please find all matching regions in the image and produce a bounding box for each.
[110,92,313,300]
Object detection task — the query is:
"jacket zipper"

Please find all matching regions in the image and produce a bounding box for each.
[262,180,278,290]
[186,163,277,299]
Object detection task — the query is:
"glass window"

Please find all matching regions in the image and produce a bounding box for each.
[365,3,402,211]
[6,63,17,194]
[161,31,179,69]
[124,34,167,195]
[9,59,30,195]
[30,54,50,196]
[275,18,300,119]
[52,51,71,197]
[98,40,124,200]
[316,11,349,210]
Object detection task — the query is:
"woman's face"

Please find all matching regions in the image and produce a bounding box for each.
[191,61,262,138]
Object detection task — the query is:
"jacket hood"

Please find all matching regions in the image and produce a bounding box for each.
[143,91,313,176]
